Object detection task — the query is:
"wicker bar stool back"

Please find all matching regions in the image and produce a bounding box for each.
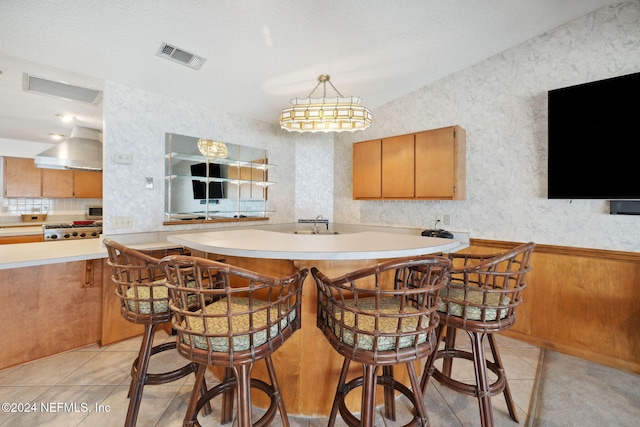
[312,255,451,427]
[159,254,308,427]
[421,242,535,427]
[103,239,208,427]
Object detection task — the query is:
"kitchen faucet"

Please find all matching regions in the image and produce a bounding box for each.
[313,215,328,233]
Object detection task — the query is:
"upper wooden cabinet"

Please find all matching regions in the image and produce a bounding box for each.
[3,156,102,198]
[353,139,382,198]
[382,133,415,198]
[353,125,466,200]
[415,126,466,199]
[3,157,41,198]
[73,170,103,198]
[42,169,74,198]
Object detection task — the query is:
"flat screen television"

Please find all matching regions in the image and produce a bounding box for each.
[191,163,223,199]
[547,72,640,199]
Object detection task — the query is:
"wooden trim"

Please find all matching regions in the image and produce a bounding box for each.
[469,238,640,262]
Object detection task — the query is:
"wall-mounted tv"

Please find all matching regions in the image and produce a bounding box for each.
[191,163,223,199]
[547,72,640,199]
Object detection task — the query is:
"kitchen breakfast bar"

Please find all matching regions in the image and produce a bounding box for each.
[0,224,467,417]
[166,226,466,416]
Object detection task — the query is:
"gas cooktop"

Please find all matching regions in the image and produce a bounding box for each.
[42,223,103,241]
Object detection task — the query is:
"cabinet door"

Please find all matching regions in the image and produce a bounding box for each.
[0,234,44,245]
[3,157,41,197]
[42,169,74,198]
[382,134,415,198]
[415,126,465,199]
[74,171,102,198]
[353,139,382,198]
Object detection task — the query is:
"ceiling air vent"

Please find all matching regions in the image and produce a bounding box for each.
[156,42,206,70]
[23,74,103,104]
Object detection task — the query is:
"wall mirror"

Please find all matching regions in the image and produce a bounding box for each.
[164,132,273,224]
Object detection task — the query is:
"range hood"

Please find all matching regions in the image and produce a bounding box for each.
[34,126,103,171]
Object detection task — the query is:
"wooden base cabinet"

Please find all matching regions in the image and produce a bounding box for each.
[353,125,466,200]
[0,234,44,245]
[0,260,103,370]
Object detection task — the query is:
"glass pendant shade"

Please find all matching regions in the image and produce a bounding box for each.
[197,139,228,158]
[279,75,372,133]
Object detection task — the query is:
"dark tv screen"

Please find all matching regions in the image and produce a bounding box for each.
[547,72,640,199]
[191,163,223,199]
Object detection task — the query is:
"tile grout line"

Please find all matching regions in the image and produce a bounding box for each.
[524,348,546,427]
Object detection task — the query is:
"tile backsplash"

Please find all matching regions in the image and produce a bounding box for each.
[0,197,101,217]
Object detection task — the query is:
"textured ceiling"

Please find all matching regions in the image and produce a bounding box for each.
[0,0,623,144]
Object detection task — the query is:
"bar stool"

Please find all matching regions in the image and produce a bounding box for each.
[421,242,535,427]
[159,254,308,427]
[104,239,209,427]
[311,255,451,427]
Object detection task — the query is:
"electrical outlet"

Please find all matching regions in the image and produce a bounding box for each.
[435,214,442,222]
[114,216,132,228]
[443,214,451,226]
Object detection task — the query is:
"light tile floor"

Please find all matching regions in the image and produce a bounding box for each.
[0,331,541,426]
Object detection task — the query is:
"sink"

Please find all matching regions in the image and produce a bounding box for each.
[293,230,339,235]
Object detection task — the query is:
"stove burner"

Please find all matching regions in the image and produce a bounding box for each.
[43,223,103,241]
[43,223,102,229]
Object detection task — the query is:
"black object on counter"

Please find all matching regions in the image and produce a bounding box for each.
[421,229,454,239]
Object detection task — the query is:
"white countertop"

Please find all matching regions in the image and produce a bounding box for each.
[0,238,185,270]
[168,228,465,260]
[0,239,107,270]
[0,223,468,269]
[0,226,44,237]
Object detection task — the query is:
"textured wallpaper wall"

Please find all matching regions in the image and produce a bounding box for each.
[102,2,639,252]
[333,1,640,252]
[102,83,297,234]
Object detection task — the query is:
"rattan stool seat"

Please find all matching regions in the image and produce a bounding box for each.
[124,281,169,313]
[160,254,308,427]
[104,239,209,427]
[313,255,451,427]
[180,296,297,352]
[422,242,535,427]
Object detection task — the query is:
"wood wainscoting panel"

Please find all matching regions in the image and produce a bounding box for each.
[462,239,640,374]
[0,260,103,370]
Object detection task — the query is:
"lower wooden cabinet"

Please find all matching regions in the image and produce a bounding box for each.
[0,234,44,245]
[0,259,103,370]
[353,125,466,200]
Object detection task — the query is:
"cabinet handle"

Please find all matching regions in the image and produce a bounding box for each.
[83,260,94,288]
